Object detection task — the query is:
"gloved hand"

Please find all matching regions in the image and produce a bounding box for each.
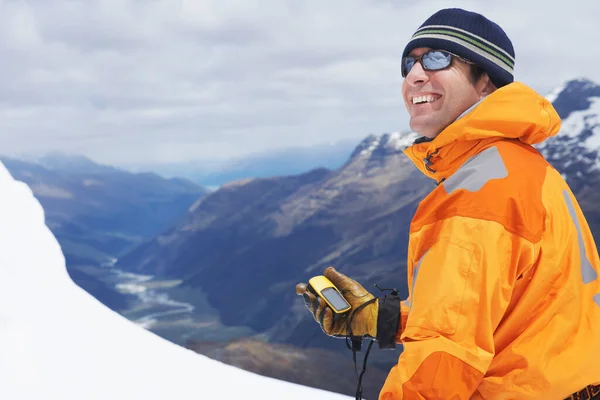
[296,266,378,339]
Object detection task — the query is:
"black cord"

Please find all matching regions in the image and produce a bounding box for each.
[374,283,399,296]
[345,298,377,400]
[343,284,400,399]
[357,340,374,399]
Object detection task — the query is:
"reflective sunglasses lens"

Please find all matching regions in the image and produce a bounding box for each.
[422,51,452,71]
[402,57,415,77]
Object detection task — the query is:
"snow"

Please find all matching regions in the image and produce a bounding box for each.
[360,138,380,156]
[560,108,588,137]
[545,81,566,103]
[559,96,600,149]
[388,131,419,150]
[0,162,351,400]
[359,131,418,156]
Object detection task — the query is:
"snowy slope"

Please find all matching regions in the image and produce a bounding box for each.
[0,162,350,400]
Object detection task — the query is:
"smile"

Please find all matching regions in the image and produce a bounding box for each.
[412,95,441,105]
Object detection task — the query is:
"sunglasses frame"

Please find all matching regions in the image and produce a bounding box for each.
[401,50,475,78]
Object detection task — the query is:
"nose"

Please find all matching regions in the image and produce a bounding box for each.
[405,60,429,87]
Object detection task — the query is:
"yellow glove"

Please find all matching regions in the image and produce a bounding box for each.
[296,266,378,339]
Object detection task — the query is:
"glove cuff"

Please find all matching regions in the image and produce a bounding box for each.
[376,290,401,350]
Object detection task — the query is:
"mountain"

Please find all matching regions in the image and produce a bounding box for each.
[125,139,359,187]
[1,154,207,265]
[546,77,600,120]
[36,151,125,175]
[546,78,600,237]
[0,161,349,400]
[537,77,600,192]
[116,131,431,351]
[0,154,207,312]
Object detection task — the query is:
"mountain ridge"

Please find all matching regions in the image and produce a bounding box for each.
[115,128,430,352]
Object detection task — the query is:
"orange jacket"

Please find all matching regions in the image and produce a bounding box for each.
[379,82,600,399]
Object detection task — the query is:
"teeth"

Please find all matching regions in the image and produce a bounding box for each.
[412,95,440,104]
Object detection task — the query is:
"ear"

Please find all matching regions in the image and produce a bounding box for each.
[478,73,497,99]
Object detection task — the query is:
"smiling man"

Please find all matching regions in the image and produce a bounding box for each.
[402,48,494,139]
[296,7,600,399]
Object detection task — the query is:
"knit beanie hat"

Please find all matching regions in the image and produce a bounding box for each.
[402,8,515,88]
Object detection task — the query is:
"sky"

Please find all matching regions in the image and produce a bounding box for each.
[0,161,351,400]
[0,0,599,167]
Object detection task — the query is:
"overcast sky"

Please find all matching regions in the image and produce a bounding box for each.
[0,0,599,167]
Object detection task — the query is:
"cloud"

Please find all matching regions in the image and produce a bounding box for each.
[0,0,599,166]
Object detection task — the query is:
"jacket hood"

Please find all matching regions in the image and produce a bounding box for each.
[403,81,561,182]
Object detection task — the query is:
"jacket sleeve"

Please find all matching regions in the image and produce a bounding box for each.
[380,216,535,399]
[395,300,410,343]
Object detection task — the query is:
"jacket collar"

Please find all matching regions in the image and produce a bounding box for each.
[403,82,562,183]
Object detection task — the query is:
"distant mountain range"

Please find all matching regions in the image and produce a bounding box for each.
[1,154,207,264]
[124,139,359,187]
[0,154,207,311]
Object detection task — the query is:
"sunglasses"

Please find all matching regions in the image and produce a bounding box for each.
[401,50,475,77]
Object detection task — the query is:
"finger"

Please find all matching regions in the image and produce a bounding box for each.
[318,301,335,335]
[323,266,346,288]
[301,291,311,308]
[306,283,318,296]
[302,292,322,321]
[296,283,308,295]
[315,296,326,317]
[302,293,312,312]
[324,266,365,295]
[303,291,321,317]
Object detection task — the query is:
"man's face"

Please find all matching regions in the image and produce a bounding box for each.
[401,47,490,139]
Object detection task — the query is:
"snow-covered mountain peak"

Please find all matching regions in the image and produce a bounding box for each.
[557,97,600,139]
[537,78,600,191]
[387,131,421,150]
[547,77,600,119]
[351,131,419,159]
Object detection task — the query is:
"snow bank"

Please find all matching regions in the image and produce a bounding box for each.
[0,162,350,400]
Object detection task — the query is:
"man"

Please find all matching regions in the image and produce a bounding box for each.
[296,8,600,399]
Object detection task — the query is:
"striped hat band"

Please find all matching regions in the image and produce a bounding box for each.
[407,25,514,75]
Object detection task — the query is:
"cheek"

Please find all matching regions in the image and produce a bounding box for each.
[401,84,411,109]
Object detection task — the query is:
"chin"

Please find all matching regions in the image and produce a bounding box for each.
[410,124,438,139]
[410,115,445,139]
